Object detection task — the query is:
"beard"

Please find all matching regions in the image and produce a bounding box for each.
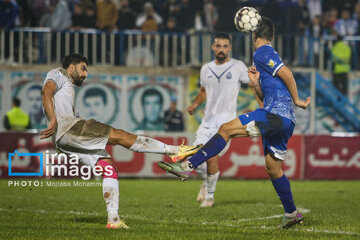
[71,70,84,86]
[215,52,227,62]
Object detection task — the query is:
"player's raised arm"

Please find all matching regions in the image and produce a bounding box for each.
[40,81,57,139]
[187,87,206,115]
[277,65,311,109]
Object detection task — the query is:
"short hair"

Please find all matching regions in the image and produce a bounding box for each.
[13,97,21,107]
[254,17,274,41]
[83,88,107,105]
[214,32,231,43]
[62,53,88,69]
[141,88,163,105]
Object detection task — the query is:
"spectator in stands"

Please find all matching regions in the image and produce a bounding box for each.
[204,0,218,32]
[309,15,325,67]
[214,0,235,32]
[177,0,193,31]
[96,0,118,32]
[331,35,351,96]
[39,5,54,28]
[83,6,96,28]
[136,2,163,32]
[117,0,135,30]
[290,0,310,35]
[164,95,184,132]
[0,0,18,30]
[3,98,31,131]
[160,0,179,23]
[71,3,88,30]
[162,16,180,33]
[353,3,360,35]
[29,0,51,27]
[323,8,338,36]
[189,10,206,33]
[50,0,72,31]
[307,0,322,21]
[335,9,358,37]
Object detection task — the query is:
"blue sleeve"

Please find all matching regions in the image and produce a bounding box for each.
[255,48,284,77]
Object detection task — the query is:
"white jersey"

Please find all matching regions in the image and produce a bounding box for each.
[200,58,249,128]
[43,68,81,142]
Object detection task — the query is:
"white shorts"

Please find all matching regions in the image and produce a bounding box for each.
[56,119,112,168]
[193,124,230,157]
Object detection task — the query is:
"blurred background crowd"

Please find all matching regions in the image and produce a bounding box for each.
[0,0,359,37]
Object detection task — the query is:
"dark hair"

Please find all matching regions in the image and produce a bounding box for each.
[13,97,21,107]
[254,17,274,41]
[141,88,163,105]
[214,32,231,43]
[62,53,88,69]
[84,88,107,105]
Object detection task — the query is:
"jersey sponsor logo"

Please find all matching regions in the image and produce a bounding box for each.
[267,59,277,68]
[207,75,213,78]
[226,71,232,80]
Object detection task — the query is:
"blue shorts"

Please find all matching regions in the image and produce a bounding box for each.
[239,108,294,160]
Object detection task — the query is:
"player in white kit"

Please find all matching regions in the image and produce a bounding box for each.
[187,33,250,207]
[40,54,201,229]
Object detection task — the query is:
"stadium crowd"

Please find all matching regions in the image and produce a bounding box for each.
[0,0,359,37]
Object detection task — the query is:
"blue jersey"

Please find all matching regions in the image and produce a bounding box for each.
[253,45,295,123]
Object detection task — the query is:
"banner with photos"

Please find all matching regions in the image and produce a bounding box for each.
[126,75,183,132]
[0,71,184,132]
[11,72,48,130]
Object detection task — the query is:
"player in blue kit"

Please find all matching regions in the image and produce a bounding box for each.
[159,17,311,229]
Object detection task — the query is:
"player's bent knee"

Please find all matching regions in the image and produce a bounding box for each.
[265,166,282,179]
[218,123,231,139]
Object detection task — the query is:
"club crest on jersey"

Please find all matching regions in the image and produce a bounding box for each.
[267,59,276,68]
[226,72,232,79]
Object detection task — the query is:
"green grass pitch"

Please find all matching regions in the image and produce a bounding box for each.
[1,179,359,240]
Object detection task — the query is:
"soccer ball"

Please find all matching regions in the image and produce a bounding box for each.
[234,7,261,33]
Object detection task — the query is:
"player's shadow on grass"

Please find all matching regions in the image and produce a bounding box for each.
[218,200,262,206]
[72,216,104,223]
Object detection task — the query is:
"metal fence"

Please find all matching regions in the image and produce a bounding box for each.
[0,27,359,70]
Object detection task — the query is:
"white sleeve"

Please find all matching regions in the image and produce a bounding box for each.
[44,69,66,90]
[237,60,250,84]
[200,65,206,87]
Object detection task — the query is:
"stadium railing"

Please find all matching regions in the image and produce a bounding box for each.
[0,28,359,70]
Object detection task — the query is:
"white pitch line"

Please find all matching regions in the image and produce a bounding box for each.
[0,207,359,236]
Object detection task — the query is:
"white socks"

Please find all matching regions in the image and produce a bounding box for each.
[195,162,207,181]
[103,178,120,223]
[205,171,220,200]
[285,210,298,218]
[129,136,178,155]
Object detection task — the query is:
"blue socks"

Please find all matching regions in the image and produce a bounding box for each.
[271,174,297,214]
[188,133,227,168]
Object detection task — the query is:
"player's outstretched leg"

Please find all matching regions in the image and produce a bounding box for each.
[107,129,202,159]
[159,118,247,180]
[265,154,303,229]
[97,159,129,229]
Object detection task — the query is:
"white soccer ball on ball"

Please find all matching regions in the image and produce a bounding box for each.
[234,7,262,33]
